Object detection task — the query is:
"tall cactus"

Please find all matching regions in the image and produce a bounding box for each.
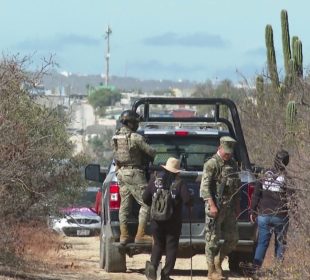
[265,25,280,92]
[256,75,264,106]
[293,39,303,77]
[285,59,295,87]
[286,100,297,130]
[281,10,291,77]
[291,36,299,58]
[291,36,299,78]
[259,10,304,102]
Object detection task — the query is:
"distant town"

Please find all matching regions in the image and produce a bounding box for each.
[33,71,199,156]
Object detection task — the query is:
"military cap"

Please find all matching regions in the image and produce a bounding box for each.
[220,136,237,153]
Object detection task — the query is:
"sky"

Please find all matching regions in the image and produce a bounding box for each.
[1,0,309,83]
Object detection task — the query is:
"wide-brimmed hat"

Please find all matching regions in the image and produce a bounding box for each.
[161,157,181,173]
[220,136,237,153]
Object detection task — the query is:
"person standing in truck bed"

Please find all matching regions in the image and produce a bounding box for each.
[112,109,156,245]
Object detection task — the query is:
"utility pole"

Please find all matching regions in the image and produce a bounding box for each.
[105,25,112,87]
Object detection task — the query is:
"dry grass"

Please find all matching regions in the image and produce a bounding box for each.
[239,77,310,279]
[0,221,66,273]
[17,223,62,265]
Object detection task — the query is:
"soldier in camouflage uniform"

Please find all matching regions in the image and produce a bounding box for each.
[200,136,241,280]
[112,110,156,245]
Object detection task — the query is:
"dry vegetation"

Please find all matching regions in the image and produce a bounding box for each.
[193,73,310,279]
[239,76,310,279]
[0,55,87,271]
[1,54,310,280]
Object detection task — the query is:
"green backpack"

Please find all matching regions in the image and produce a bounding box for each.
[150,174,178,221]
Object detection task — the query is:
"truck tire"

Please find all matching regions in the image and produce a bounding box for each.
[104,237,126,272]
[228,251,254,272]
[99,233,105,269]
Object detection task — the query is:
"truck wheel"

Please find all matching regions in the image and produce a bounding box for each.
[99,233,105,269]
[228,252,254,272]
[104,237,126,272]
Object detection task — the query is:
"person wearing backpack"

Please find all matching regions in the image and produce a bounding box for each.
[142,157,192,280]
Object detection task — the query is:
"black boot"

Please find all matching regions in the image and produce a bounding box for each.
[145,261,157,280]
[160,271,173,280]
[161,277,173,280]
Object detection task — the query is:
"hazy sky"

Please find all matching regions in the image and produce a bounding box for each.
[1,0,309,83]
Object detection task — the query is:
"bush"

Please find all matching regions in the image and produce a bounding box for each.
[0,55,87,265]
[239,77,310,279]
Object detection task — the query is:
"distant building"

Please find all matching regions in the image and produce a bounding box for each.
[34,95,71,110]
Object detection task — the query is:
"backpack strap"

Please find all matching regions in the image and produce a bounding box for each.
[169,180,176,192]
[169,178,181,193]
[154,171,163,189]
[154,172,179,194]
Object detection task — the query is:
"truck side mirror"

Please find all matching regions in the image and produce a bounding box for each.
[85,164,106,183]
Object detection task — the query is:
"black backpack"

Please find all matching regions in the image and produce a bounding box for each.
[150,175,178,221]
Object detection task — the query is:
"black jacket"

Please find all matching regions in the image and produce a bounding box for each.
[251,168,291,217]
[143,171,192,223]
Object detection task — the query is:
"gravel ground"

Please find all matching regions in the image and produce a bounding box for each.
[0,236,254,280]
[48,236,253,280]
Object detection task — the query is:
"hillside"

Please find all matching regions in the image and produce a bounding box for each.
[42,72,198,94]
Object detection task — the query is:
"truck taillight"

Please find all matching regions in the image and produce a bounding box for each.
[247,183,255,208]
[175,130,189,136]
[109,182,121,209]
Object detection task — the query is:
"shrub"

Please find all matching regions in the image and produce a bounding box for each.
[0,55,87,265]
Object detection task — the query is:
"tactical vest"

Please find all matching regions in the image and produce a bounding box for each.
[212,155,239,203]
[112,132,132,165]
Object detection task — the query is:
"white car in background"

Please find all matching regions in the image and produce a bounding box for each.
[49,187,101,237]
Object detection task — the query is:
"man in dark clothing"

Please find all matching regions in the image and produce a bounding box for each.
[143,157,192,280]
[250,149,291,268]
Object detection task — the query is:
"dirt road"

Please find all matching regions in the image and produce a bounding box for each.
[45,236,252,280]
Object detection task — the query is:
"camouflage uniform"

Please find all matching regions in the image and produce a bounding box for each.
[200,138,240,265]
[112,126,156,230]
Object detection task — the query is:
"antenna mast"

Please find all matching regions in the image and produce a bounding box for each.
[105,25,112,87]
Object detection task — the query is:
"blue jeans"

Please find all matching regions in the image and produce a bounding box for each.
[253,215,289,266]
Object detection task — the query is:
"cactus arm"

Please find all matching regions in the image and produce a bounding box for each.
[281,10,291,77]
[265,25,280,91]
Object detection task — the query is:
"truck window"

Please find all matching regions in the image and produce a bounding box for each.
[150,136,219,171]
